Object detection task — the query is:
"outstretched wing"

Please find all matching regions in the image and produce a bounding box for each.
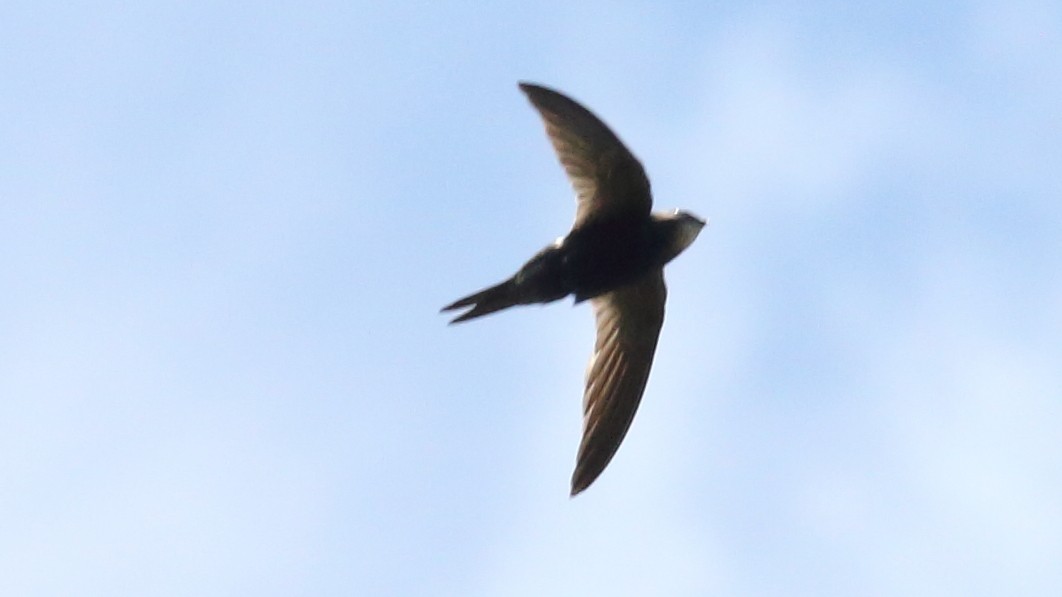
[571,270,666,495]
[519,82,652,228]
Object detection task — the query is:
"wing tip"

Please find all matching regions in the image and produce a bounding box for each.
[569,477,590,498]
[569,461,602,497]
[518,81,561,105]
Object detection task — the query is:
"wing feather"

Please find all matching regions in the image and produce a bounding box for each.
[519,83,652,227]
[571,270,667,495]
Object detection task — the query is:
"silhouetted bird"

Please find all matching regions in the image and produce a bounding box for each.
[442,82,706,496]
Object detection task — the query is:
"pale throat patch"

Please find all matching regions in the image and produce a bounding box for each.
[673,217,706,252]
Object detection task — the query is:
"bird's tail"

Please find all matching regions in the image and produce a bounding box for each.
[441,279,520,324]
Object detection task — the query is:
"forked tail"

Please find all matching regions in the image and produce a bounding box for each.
[441,279,519,324]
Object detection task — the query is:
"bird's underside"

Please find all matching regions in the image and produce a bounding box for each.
[442,82,704,496]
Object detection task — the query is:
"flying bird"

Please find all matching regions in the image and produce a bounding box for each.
[442,82,706,496]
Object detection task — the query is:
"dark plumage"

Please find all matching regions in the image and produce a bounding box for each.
[443,83,706,496]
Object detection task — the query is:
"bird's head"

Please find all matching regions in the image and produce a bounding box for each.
[672,208,707,247]
[652,209,707,264]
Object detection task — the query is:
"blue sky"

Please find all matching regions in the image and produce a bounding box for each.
[2,1,1060,595]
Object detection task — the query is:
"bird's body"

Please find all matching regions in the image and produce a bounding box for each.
[443,83,706,495]
[446,212,699,322]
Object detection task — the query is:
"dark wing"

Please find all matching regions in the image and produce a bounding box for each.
[519,82,652,228]
[571,270,666,495]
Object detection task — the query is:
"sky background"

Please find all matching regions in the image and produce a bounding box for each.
[2,1,1061,595]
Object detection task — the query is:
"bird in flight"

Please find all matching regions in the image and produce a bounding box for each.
[442,82,706,496]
